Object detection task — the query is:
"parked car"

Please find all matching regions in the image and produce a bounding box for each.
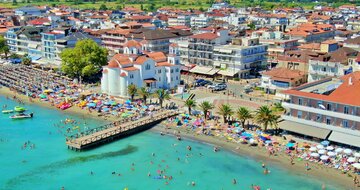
[198,80,212,86]
[208,83,227,91]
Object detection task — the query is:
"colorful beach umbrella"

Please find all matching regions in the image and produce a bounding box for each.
[344,149,353,155]
[335,148,343,153]
[316,144,325,149]
[310,153,320,157]
[352,163,360,169]
[354,153,360,158]
[318,149,326,155]
[320,155,329,160]
[326,146,334,151]
[327,151,336,157]
[347,157,356,163]
[286,143,295,148]
[320,140,330,146]
[309,147,317,152]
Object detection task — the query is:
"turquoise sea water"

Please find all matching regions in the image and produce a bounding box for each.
[0,95,342,190]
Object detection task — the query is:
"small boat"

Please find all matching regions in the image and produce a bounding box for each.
[2,110,14,114]
[10,113,34,119]
[14,106,26,113]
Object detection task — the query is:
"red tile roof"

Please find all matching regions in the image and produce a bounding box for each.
[190,32,219,40]
[156,62,175,67]
[145,52,167,62]
[120,72,127,77]
[284,71,360,106]
[262,68,305,82]
[122,66,139,71]
[28,18,50,25]
[123,40,142,48]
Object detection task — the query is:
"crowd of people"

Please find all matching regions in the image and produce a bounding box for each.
[161,114,360,187]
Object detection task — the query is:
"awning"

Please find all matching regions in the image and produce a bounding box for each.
[278,120,331,139]
[144,78,156,83]
[218,69,240,77]
[31,55,42,61]
[208,68,220,75]
[28,43,38,49]
[329,131,360,148]
[190,66,212,75]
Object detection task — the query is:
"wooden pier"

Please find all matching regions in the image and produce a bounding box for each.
[66,110,178,151]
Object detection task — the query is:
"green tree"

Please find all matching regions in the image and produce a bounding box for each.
[247,23,256,30]
[140,3,144,11]
[198,101,214,120]
[99,4,108,10]
[272,102,285,113]
[22,54,32,66]
[138,87,150,104]
[60,39,108,79]
[185,99,196,115]
[127,84,137,101]
[154,89,170,108]
[0,36,9,59]
[12,0,17,5]
[217,104,234,123]
[199,7,205,12]
[254,105,280,131]
[236,107,253,129]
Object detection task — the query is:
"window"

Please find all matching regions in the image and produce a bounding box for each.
[326,104,332,111]
[176,68,179,72]
[145,64,151,70]
[158,77,161,82]
[298,98,303,105]
[342,120,349,128]
[171,69,173,73]
[316,114,322,122]
[326,117,331,125]
[130,74,134,79]
[344,106,349,114]
[158,69,161,73]
[171,77,173,82]
[176,76,178,80]
[297,111,302,118]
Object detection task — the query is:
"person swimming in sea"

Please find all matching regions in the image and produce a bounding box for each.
[187,145,192,151]
[232,178,237,184]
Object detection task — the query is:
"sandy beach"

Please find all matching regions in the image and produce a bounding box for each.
[0,86,358,189]
[151,125,359,189]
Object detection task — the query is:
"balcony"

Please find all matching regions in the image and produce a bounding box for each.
[282,102,360,122]
[308,70,337,77]
[281,115,360,137]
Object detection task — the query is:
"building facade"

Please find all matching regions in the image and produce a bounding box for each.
[281,72,360,147]
[101,40,181,97]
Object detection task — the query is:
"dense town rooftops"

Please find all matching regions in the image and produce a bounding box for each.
[262,68,305,82]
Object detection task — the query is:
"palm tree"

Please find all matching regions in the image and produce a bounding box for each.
[127,84,137,101]
[272,102,285,113]
[138,87,150,104]
[3,46,9,59]
[236,107,253,129]
[198,101,214,120]
[255,105,280,131]
[185,99,196,115]
[154,89,170,108]
[217,104,234,123]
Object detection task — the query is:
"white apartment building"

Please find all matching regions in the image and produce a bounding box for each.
[190,14,212,28]
[168,15,191,27]
[213,37,268,78]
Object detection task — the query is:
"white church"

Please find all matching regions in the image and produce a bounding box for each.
[101,40,181,97]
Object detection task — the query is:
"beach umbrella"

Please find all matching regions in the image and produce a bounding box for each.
[310,153,320,157]
[335,148,343,153]
[309,147,317,152]
[347,157,356,163]
[320,140,330,146]
[326,146,334,151]
[327,151,336,157]
[318,149,326,154]
[352,163,360,169]
[316,144,325,149]
[320,155,329,160]
[87,103,96,108]
[344,149,353,155]
[39,94,47,99]
[125,100,131,104]
[261,134,271,139]
[354,153,360,158]
[142,106,148,109]
[286,143,295,148]
[249,138,257,145]
[102,108,109,112]
[265,140,272,144]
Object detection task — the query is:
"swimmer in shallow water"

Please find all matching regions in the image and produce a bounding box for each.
[233,178,237,184]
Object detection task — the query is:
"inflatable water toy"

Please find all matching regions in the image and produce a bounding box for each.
[14,106,26,112]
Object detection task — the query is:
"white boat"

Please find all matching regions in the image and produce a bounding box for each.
[2,110,14,114]
[10,113,34,119]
